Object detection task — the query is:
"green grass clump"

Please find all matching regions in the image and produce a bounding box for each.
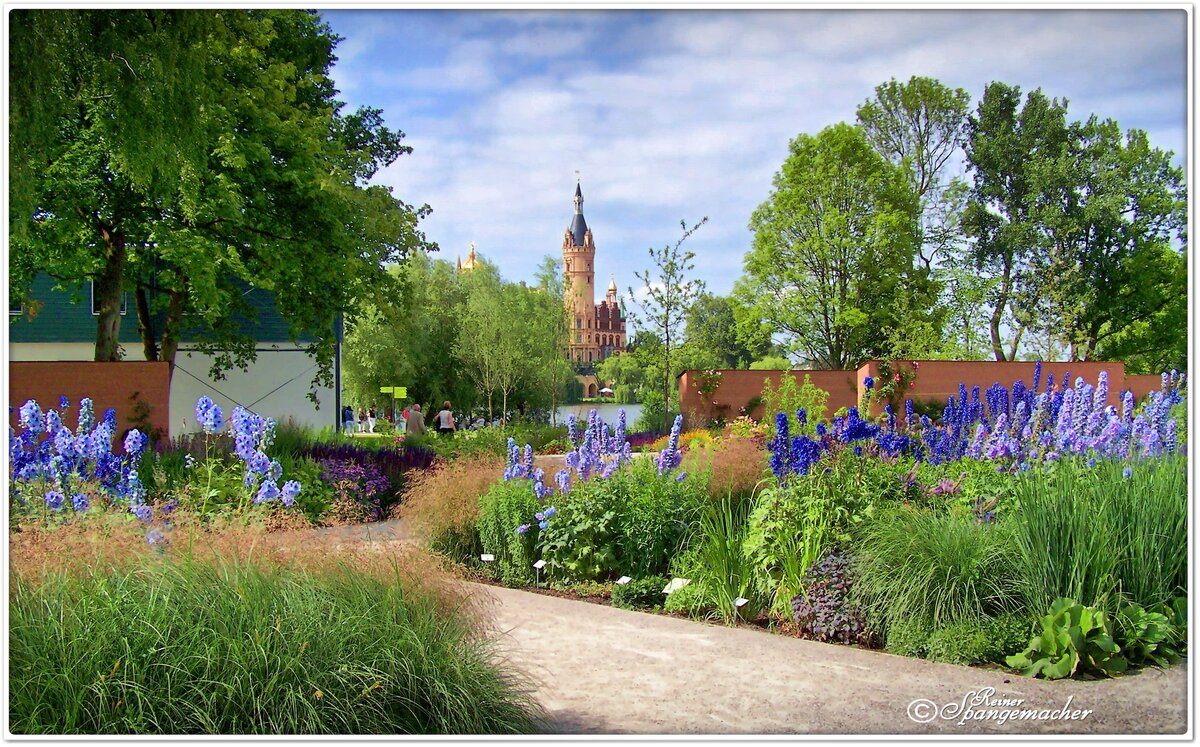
[852,506,1021,629]
[10,553,543,735]
[1009,456,1187,613]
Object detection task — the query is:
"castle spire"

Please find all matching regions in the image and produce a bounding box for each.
[569,180,589,245]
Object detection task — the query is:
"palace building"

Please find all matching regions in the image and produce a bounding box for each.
[563,181,626,365]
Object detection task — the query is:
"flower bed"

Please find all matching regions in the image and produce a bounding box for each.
[409,367,1188,680]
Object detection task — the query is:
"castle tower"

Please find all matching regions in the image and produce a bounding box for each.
[563,181,597,363]
[562,181,626,367]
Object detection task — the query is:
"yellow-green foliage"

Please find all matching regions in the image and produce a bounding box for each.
[761,373,829,435]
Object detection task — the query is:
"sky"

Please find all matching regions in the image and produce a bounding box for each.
[320,8,1189,303]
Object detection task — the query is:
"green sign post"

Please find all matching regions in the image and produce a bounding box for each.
[379,386,408,428]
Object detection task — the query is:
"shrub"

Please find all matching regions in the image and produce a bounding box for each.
[852,506,1021,630]
[537,483,621,584]
[684,436,768,503]
[9,539,544,734]
[609,458,706,577]
[301,443,438,517]
[398,455,504,564]
[662,580,707,616]
[1007,597,1127,679]
[1114,601,1184,668]
[476,480,543,585]
[745,450,882,616]
[885,616,932,658]
[790,551,874,647]
[649,429,714,453]
[761,372,829,437]
[611,575,669,611]
[1009,456,1187,613]
[318,458,391,524]
[924,615,1032,666]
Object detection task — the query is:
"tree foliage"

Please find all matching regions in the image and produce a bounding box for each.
[10,10,431,396]
[627,218,709,431]
[964,82,1185,365]
[742,123,939,369]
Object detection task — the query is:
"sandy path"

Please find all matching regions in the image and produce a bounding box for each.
[312,520,1190,735]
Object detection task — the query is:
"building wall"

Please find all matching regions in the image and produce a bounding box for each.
[169,346,336,438]
[679,368,859,424]
[10,342,335,439]
[680,360,1168,428]
[9,361,171,438]
[9,342,111,361]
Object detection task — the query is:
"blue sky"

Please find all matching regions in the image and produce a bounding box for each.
[320,8,1188,304]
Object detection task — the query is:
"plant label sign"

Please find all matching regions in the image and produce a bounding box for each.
[662,578,691,595]
[734,597,750,608]
[480,554,495,562]
[616,576,633,585]
[533,560,546,570]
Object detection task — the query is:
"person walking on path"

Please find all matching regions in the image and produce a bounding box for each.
[435,401,457,435]
[406,403,427,436]
[342,405,355,436]
[357,407,366,434]
[367,406,377,433]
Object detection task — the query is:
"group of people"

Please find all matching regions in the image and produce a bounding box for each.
[341,401,458,437]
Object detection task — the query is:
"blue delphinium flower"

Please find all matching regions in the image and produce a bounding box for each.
[19,400,44,435]
[255,480,280,504]
[524,444,534,477]
[1123,466,1133,479]
[516,524,530,535]
[45,491,65,511]
[281,480,302,507]
[147,528,166,545]
[538,520,549,530]
[676,471,688,482]
[863,376,874,390]
[71,493,90,512]
[543,506,557,519]
[555,469,571,494]
[133,504,153,522]
[195,396,224,433]
[59,395,70,411]
[78,397,95,433]
[123,429,148,459]
[566,414,578,448]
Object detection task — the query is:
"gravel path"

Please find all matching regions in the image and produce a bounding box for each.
[311,520,1190,735]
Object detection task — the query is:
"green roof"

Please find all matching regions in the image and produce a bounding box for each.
[10,274,319,345]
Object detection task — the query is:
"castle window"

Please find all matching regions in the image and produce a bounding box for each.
[576,318,582,329]
[576,333,582,344]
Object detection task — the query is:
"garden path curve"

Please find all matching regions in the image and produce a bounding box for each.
[311,520,1188,735]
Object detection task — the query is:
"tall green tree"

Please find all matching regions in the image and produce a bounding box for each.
[857,75,972,271]
[742,123,937,369]
[964,83,1185,367]
[10,10,430,394]
[627,218,708,431]
[963,83,1071,361]
[683,292,769,368]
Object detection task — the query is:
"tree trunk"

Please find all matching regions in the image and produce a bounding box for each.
[663,332,671,432]
[94,232,126,361]
[159,284,187,374]
[1006,323,1025,362]
[502,390,508,427]
[135,285,159,361]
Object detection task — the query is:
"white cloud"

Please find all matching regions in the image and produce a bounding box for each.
[322,8,1187,297]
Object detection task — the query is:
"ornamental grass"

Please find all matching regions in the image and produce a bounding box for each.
[9,521,544,735]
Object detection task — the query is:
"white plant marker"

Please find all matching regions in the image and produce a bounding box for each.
[734,597,750,608]
[616,576,633,585]
[533,560,546,569]
[480,554,495,562]
[662,578,691,595]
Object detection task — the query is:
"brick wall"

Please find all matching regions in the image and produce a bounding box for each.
[9,362,171,439]
[680,360,1169,428]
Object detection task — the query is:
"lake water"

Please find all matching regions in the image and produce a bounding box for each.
[554,402,644,429]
